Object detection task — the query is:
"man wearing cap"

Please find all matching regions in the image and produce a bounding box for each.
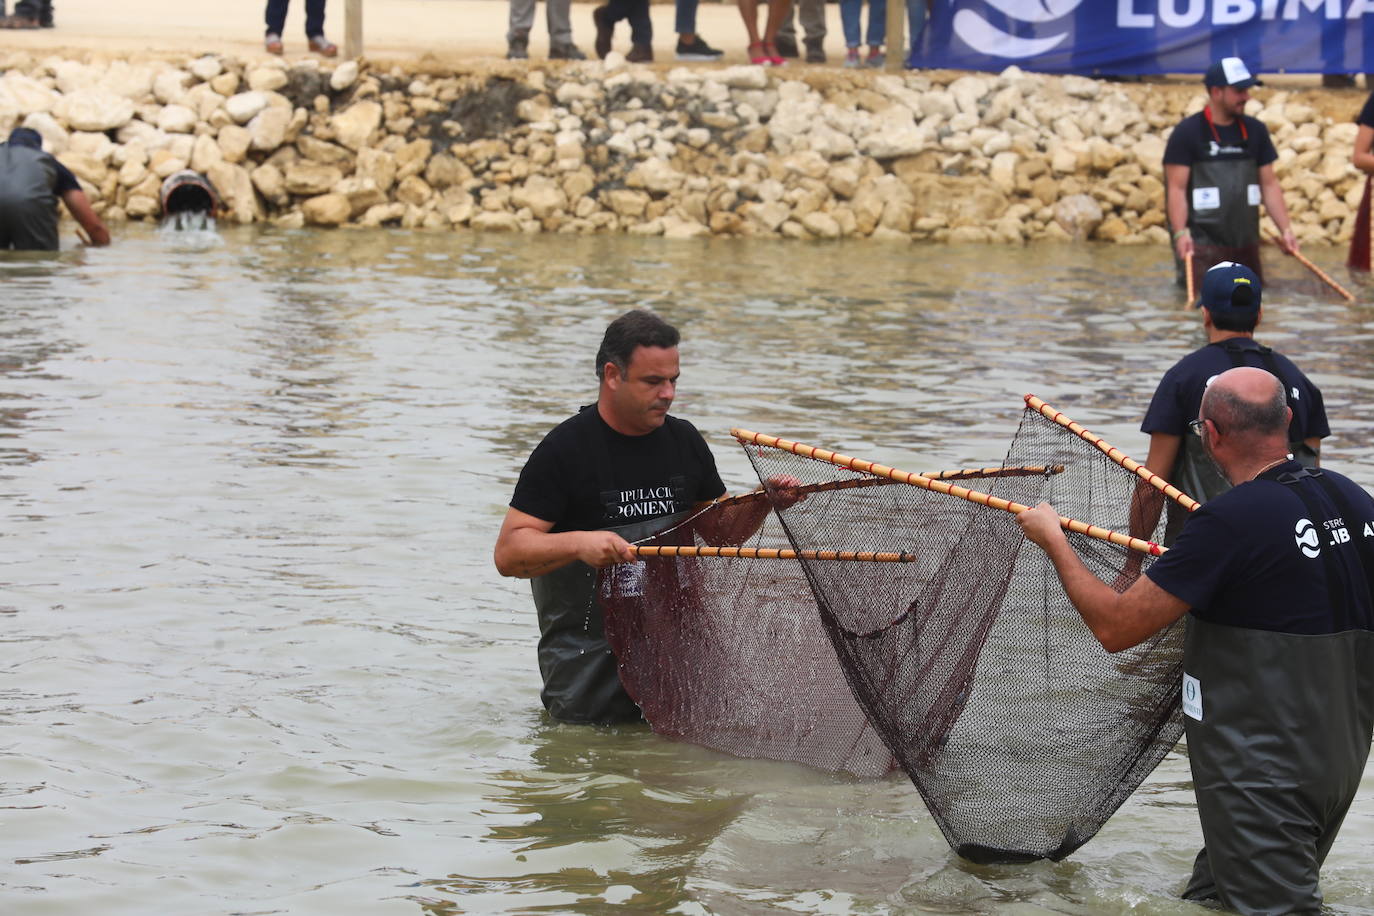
[1164,57,1298,285]
[0,127,110,251]
[1020,365,1374,915]
[1136,262,1327,542]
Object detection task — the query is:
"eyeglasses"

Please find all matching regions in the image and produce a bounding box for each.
[1189,418,1221,437]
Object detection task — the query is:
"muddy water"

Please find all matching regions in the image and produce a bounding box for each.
[2,226,1372,914]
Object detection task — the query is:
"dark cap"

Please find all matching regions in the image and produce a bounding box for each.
[1204,57,1262,90]
[1199,261,1261,314]
[6,127,43,150]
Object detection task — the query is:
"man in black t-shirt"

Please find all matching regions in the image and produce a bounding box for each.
[1164,58,1298,283]
[0,127,110,251]
[494,309,797,724]
[1139,262,1327,522]
[1020,367,1374,916]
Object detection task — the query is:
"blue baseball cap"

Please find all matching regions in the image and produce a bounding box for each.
[1199,261,1261,314]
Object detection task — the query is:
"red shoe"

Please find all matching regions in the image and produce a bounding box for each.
[748,41,770,65]
[764,42,786,66]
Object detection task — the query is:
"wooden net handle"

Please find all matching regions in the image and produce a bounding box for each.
[629,545,918,562]
[1266,231,1356,302]
[1023,394,1200,512]
[711,464,1065,507]
[731,428,1166,557]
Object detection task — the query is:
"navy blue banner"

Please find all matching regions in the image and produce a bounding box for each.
[910,1,1374,76]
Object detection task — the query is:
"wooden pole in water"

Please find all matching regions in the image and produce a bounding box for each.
[885,0,905,72]
[1184,252,1195,305]
[731,428,1167,557]
[345,0,363,59]
[1266,232,1356,303]
[630,545,919,562]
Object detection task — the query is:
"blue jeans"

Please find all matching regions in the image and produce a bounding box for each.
[675,0,695,34]
[840,0,884,47]
[265,0,325,38]
[906,0,925,54]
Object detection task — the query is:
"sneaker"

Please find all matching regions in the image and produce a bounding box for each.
[626,43,653,63]
[843,47,861,68]
[592,5,613,59]
[774,34,799,58]
[549,41,586,59]
[675,35,723,61]
[804,39,826,64]
[507,34,529,59]
[264,31,283,54]
[865,48,885,68]
[308,35,338,57]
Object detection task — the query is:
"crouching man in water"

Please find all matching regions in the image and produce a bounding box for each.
[1019,367,1374,915]
[494,309,800,725]
[0,128,110,251]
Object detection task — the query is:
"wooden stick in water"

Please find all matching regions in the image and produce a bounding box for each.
[1185,251,1196,305]
[731,428,1167,557]
[1267,232,1356,302]
[630,545,919,562]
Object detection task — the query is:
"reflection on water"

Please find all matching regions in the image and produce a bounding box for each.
[1,226,1372,914]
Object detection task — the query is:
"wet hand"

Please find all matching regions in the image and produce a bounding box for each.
[576,531,635,567]
[1279,228,1299,254]
[765,474,807,509]
[1016,502,1064,549]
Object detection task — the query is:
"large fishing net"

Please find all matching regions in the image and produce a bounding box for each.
[600,399,1189,863]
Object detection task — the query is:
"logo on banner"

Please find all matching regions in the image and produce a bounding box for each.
[953,0,1087,59]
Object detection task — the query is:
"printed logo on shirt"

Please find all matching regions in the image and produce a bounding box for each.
[1206,141,1245,158]
[1294,517,1321,558]
[601,476,689,522]
[1323,516,1351,548]
[1182,672,1203,721]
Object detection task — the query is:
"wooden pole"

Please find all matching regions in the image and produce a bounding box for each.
[630,545,918,562]
[711,465,1064,507]
[731,428,1167,557]
[344,0,363,59]
[1266,232,1355,302]
[1023,395,1200,512]
[1184,252,1195,305]
[885,0,905,72]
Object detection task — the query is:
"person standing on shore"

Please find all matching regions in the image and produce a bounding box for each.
[1165,57,1298,287]
[673,0,725,61]
[0,127,110,251]
[774,0,826,63]
[0,0,52,28]
[263,0,337,57]
[592,0,653,63]
[1019,366,1374,916]
[507,0,586,60]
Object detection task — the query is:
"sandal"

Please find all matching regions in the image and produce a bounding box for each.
[264,32,283,54]
[308,35,338,57]
[748,41,770,65]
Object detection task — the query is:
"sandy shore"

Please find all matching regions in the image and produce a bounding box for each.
[2,0,840,65]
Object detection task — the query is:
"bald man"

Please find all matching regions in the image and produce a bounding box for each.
[1019,367,1374,915]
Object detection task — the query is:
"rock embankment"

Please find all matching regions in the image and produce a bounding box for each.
[0,51,1363,244]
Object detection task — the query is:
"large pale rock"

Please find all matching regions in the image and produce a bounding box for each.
[903,173,1010,229]
[990,151,1019,194]
[297,135,352,166]
[626,157,684,194]
[248,106,293,151]
[511,175,566,220]
[157,105,197,134]
[55,90,135,131]
[67,132,115,163]
[126,194,160,219]
[470,211,522,232]
[424,154,472,189]
[190,134,223,173]
[247,67,289,93]
[604,189,650,218]
[284,162,344,196]
[395,175,434,207]
[860,107,933,159]
[801,211,841,239]
[21,112,69,154]
[332,101,383,151]
[153,69,193,105]
[250,163,287,205]
[188,56,224,81]
[356,147,397,193]
[226,91,270,124]
[207,161,260,224]
[334,177,387,217]
[0,73,60,114]
[1053,193,1104,240]
[217,124,252,163]
[330,60,360,91]
[301,193,352,226]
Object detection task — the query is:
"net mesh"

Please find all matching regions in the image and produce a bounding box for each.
[601,405,1187,863]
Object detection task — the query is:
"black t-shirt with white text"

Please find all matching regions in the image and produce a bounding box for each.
[511,405,726,532]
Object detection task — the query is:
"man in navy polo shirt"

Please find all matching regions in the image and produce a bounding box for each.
[1165,57,1299,284]
[1019,366,1374,915]
[1139,262,1326,540]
